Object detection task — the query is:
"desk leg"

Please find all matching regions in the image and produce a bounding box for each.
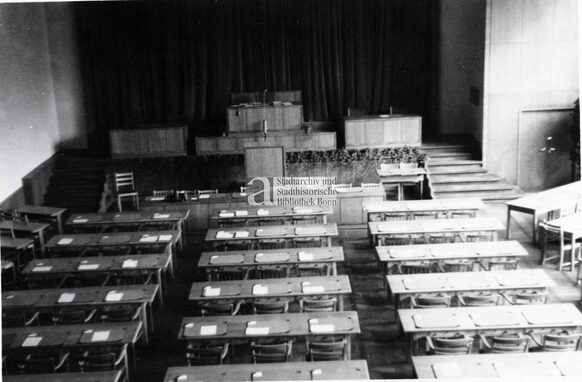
[147,302,155,332]
[398,184,403,201]
[139,302,150,345]
[338,296,344,311]
[326,237,331,247]
[156,270,164,306]
[506,207,512,240]
[322,215,327,224]
[532,213,538,244]
[331,262,337,276]
[56,215,64,235]
[419,179,424,199]
[346,336,351,360]
[38,231,46,256]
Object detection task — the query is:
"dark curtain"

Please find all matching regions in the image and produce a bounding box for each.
[74,0,434,151]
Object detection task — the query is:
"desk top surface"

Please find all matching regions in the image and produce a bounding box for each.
[65,210,189,226]
[189,275,351,301]
[387,269,555,294]
[14,205,67,216]
[547,213,582,234]
[178,311,360,341]
[144,192,248,205]
[369,218,504,235]
[398,303,582,333]
[206,224,338,241]
[0,236,34,250]
[0,220,50,232]
[164,360,370,381]
[210,205,333,219]
[363,198,485,213]
[22,253,171,275]
[198,247,344,268]
[46,231,179,248]
[506,181,582,211]
[3,284,159,308]
[377,168,428,177]
[412,352,582,378]
[4,371,122,382]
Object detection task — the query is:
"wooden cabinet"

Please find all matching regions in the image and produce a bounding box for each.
[344,115,421,149]
[110,125,187,159]
[226,105,303,133]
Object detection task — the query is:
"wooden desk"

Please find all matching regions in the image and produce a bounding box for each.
[210,205,333,225]
[45,231,180,257]
[344,114,422,149]
[178,311,360,359]
[412,352,582,378]
[0,221,50,255]
[330,187,386,227]
[506,181,581,242]
[388,269,555,309]
[109,125,187,159]
[14,205,67,234]
[164,360,370,381]
[1,236,35,270]
[226,103,303,133]
[189,275,351,310]
[363,198,485,221]
[198,247,344,278]
[376,241,528,274]
[65,210,189,234]
[3,284,158,344]
[21,253,171,305]
[398,303,582,355]
[545,213,582,271]
[376,168,428,200]
[4,371,123,382]
[2,322,142,376]
[205,224,339,247]
[369,218,504,246]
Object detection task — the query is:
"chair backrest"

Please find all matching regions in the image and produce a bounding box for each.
[291,215,318,224]
[52,309,93,325]
[253,299,289,314]
[465,233,493,242]
[153,190,173,197]
[361,183,383,188]
[512,291,547,305]
[543,332,581,351]
[258,239,287,250]
[198,189,218,196]
[200,301,239,316]
[381,212,408,221]
[78,352,116,372]
[223,241,253,251]
[100,306,139,322]
[296,263,330,277]
[300,297,337,312]
[459,293,499,307]
[115,172,135,192]
[411,212,439,220]
[441,259,474,272]
[307,339,347,361]
[450,210,476,219]
[399,262,432,274]
[431,335,473,355]
[251,341,292,363]
[212,267,248,281]
[258,217,286,226]
[488,334,530,353]
[294,237,323,248]
[381,235,411,246]
[427,234,455,244]
[412,294,451,308]
[488,258,518,271]
[17,352,68,374]
[254,265,289,279]
[186,343,229,365]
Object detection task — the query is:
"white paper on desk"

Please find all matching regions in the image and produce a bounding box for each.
[22,336,42,347]
[78,263,99,270]
[298,252,314,261]
[309,319,335,333]
[158,235,173,241]
[303,285,325,294]
[153,213,170,219]
[219,211,235,217]
[91,331,110,342]
[105,291,124,302]
[432,362,462,378]
[32,265,52,272]
[140,235,158,242]
[235,210,249,216]
[252,284,269,295]
[294,207,314,214]
[246,326,269,335]
[235,231,249,238]
[150,197,165,201]
[202,286,221,297]
[257,209,270,216]
[200,325,217,336]
[122,259,138,268]
[216,231,234,239]
[199,194,210,199]
[73,218,89,223]
[58,292,76,303]
[57,238,74,245]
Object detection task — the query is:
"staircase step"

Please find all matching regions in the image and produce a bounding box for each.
[427,159,482,166]
[428,173,500,184]
[431,182,514,193]
[432,190,523,202]
[421,145,471,153]
[426,167,487,176]
[426,152,473,160]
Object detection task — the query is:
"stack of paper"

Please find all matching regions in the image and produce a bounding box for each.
[58,293,76,303]
[235,210,249,216]
[57,238,74,245]
[252,284,269,295]
[139,235,158,243]
[158,234,173,241]
[219,211,235,218]
[32,264,52,272]
[202,286,221,297]
[105,291,124,302]
[122,259,139,268]
[200,325,217,336]
[72,217,89,223]
[298,252,314,261]
[309,319,335,333]
[257,209,270,216]
[78,262,99,270]
[216,231,234,239]
[21,336,42,347]
[235,231,249,238]
[245,321,269,335]
[153,213,170,219]
[91,330,111,342]
[302,282,325,294]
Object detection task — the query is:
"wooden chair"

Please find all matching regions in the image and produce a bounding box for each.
[427,234,455,244]
[153,190,173,197]
[257,217,286,226]
[186,342,229,365]
[198,189,218,196]
[16,351,70,374]
[411,212,439,220]
[258,239,287,250]
[292,215,318,225]
[464,232,494,242]
[450,210,477,219]
[479,333,530,353]
[296,263,331,277]
[299,296,337,312]
[410,294,451,309]
[253,265,290,279]
[250,341,292,363]
[438,259,474,272]
[51,309,96,325]
[294,237,323,248]
[528,331,582,352]
[380,235,411,246]
[115,172,139,212]
[502,291,547,305]
[199,301,241,316]
[2,311,40,328]
[99,306,142,322]
[212,267,249,281]
[306,338,348,361]
[539,221,580,271]
[223,241,254,251]
[397,261,434,274]
[425,334,473,355]
[1,260,17,289]
[77,344,129,379]
[457,293,500,307]
[486,258,519,271]
[252,299,289,314]
[381,212,408,221]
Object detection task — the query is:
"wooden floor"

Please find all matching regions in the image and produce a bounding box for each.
[133,202,582,381]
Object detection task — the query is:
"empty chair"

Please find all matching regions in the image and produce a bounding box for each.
[427,234,455,244]
[450,210,477,219]
[411,212,439,220]
[487,258,519,271]
[199,301,241,316]
[76,344,128,377]
[250,341,292,363]
[438,259,474,272]
[425,334,473,355]
[539,221,580,271]
[296,263,331,277]
[306,338,348,361]
[380,235,411,246]
[16,351,70,374]
[115,172,139,212]
[186,342,229,365]
[99,306,142,322]
[212,267,249,281]
[503,291,547,305]
[153,190,173,197]
[51,309,96,325]
[253,265,290,279]
[107,271,154,286]
[292,215,318,225]
[2,311,40,327]
[479,333,529,353]
[258,239,287,250]
[410,294,451,309]
[218,219,248,228]
[464,233,494,242]
[252,299,289,314]
[59,274,110,288]
[198,189,218,196]
[381,212,408,221]
[397,261,434,274]
[2,260,17,289]
[528,331,582,352]
[223,241,254,251]
[294,237,323,248]
[457,293,500,307]
[258,217,286,226]
[299,296,337,312]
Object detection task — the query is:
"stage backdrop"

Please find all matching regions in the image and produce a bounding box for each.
[74,0,434,152]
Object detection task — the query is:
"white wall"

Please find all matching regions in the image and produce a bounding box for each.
[483,0,579,185]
